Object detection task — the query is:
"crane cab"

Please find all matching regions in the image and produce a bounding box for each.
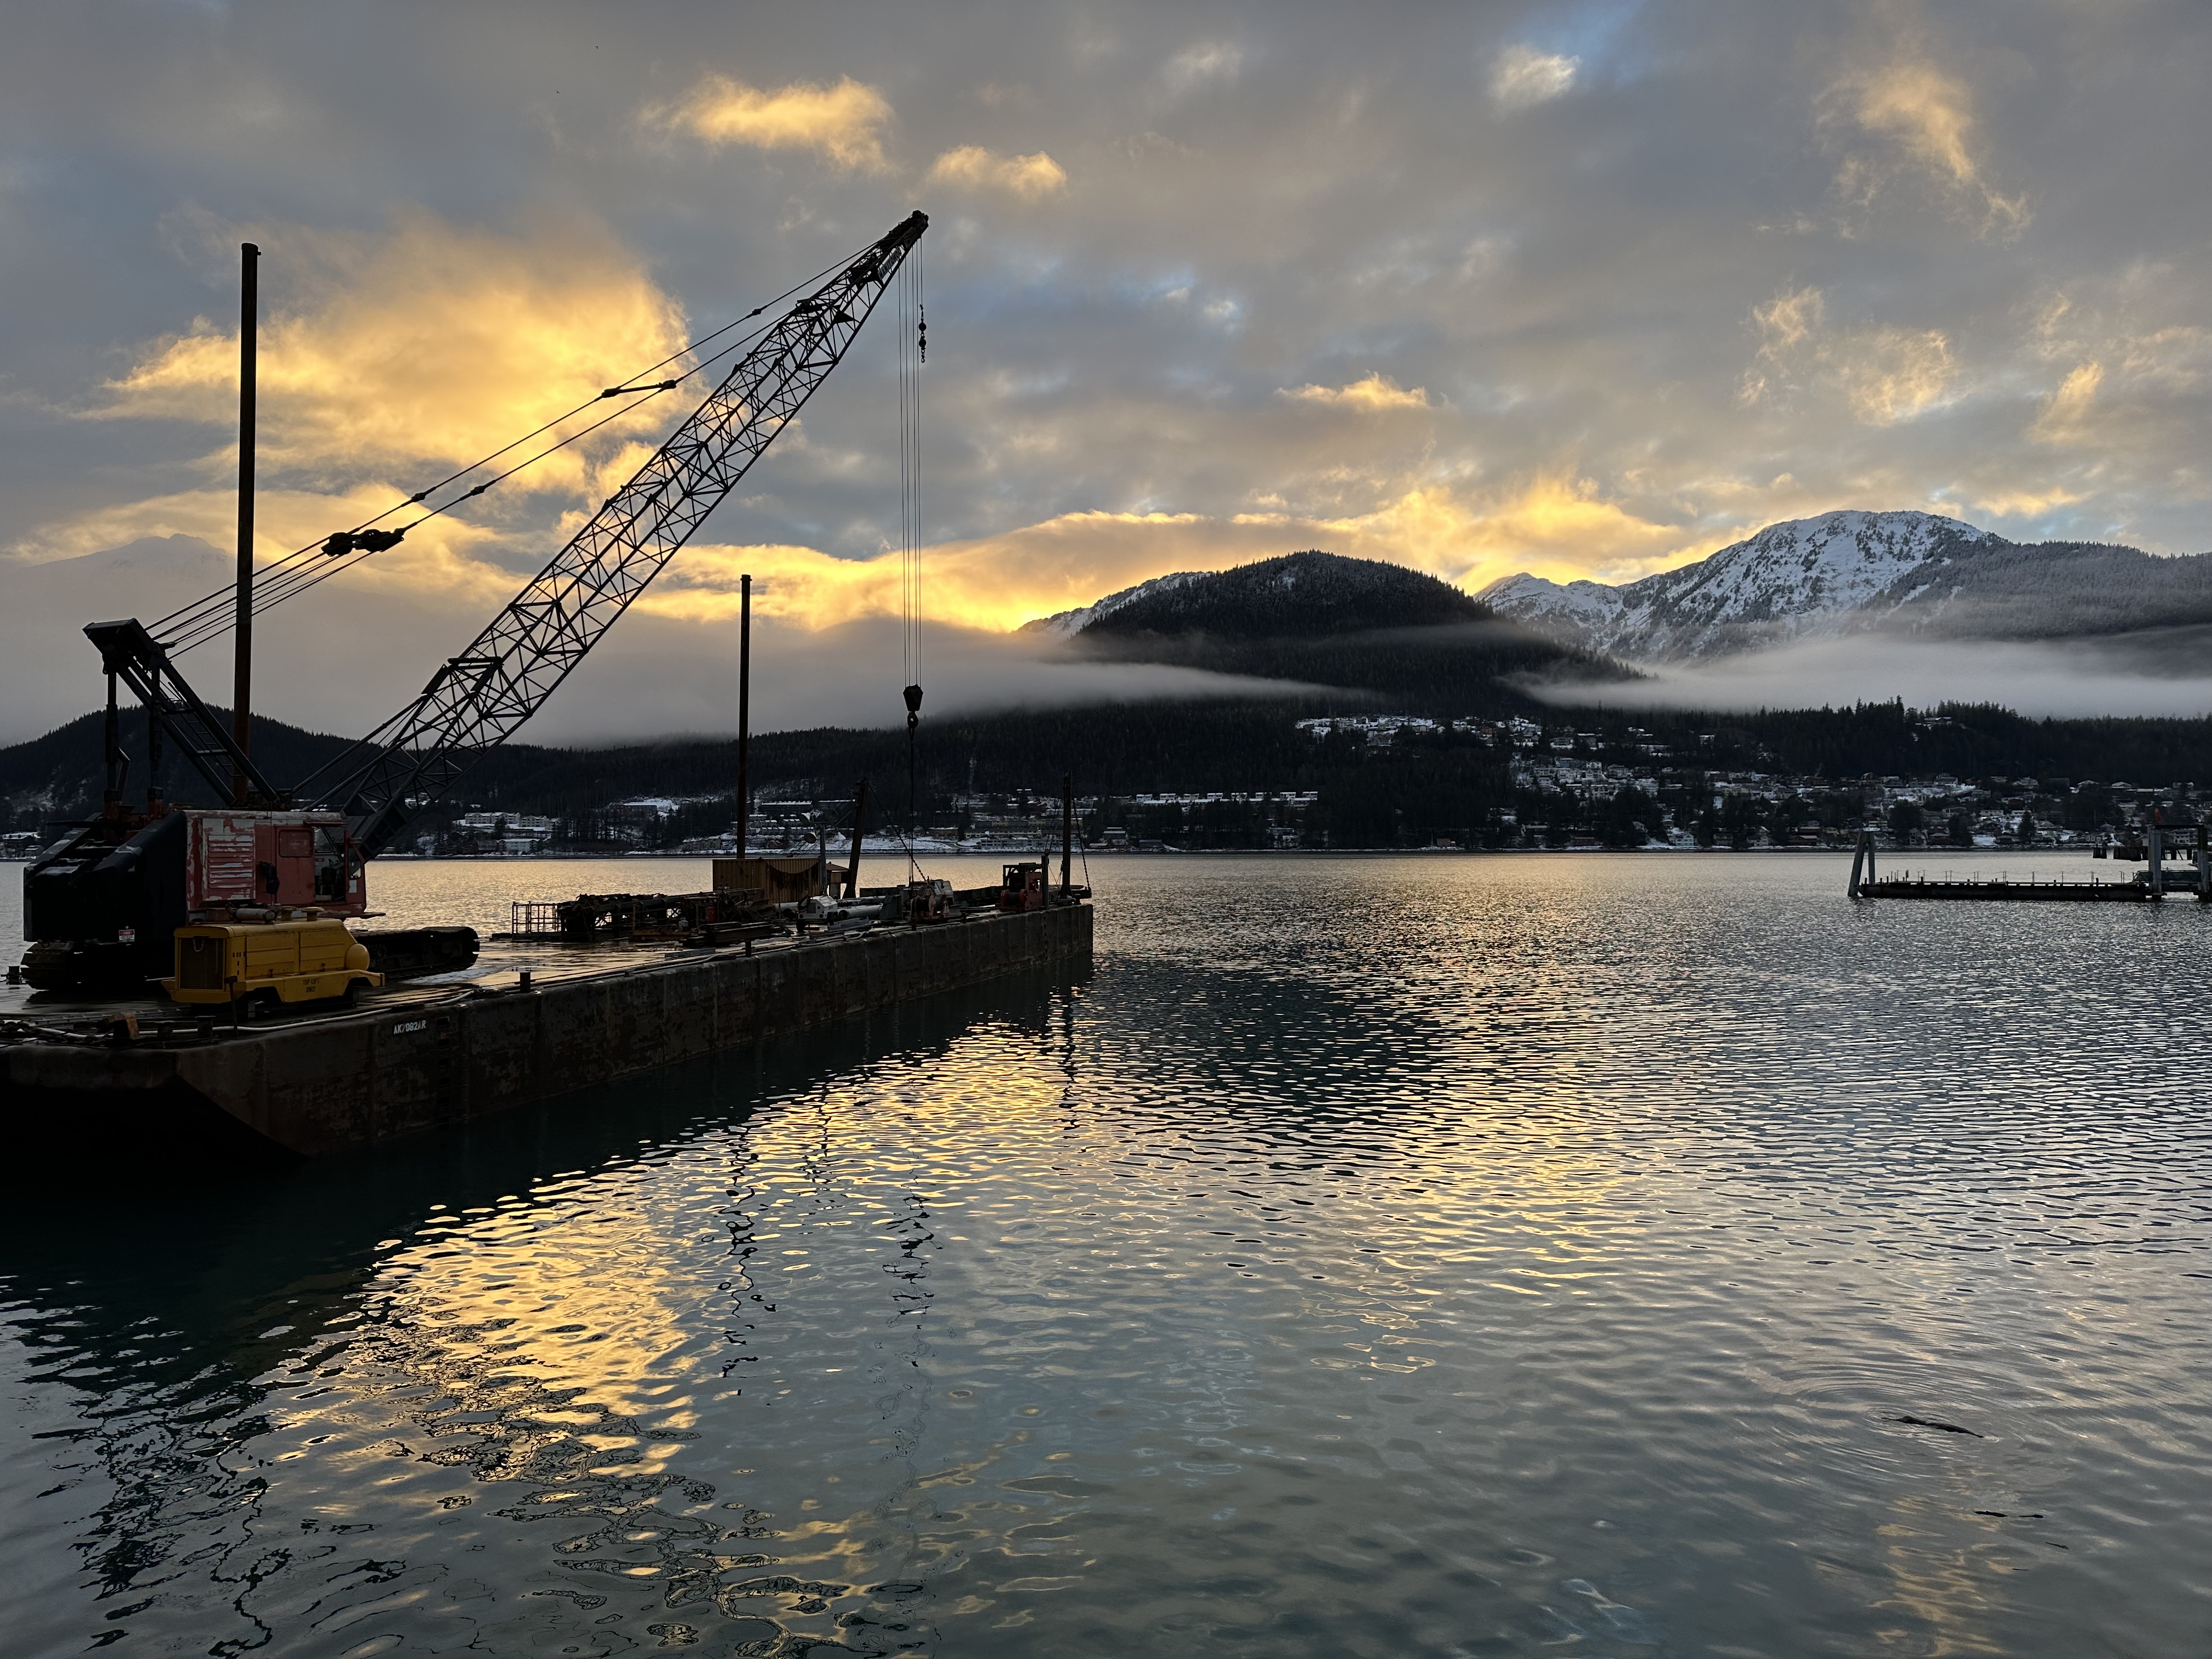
[184,810,366,918]
[997,862,1045,912]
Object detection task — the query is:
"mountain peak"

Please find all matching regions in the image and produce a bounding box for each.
[1033,549,1488,640]
[1479,509,2004,659]
[1019,569,1210,636]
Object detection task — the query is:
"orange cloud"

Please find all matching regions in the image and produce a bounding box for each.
[1282,373,1432,412]
[2031,360,2103,444]
[927,145,1068,199]
[1824,50,2028,233]
[94,210,689,498]
[639,477,1705,635]
[13,479,517,610]
[650,74,893,171]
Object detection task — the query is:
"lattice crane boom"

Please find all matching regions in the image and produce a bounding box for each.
[321,211,927,857]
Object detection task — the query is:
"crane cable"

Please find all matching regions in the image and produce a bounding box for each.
[149,238,875,654]
[898,246,926,868]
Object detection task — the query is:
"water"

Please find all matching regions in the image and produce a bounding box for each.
[3,853,2208,1656]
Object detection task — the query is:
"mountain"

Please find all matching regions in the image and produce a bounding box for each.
[1031,549,1624,709]
[1481,511,2011,660]
[1053,549,1491,639]
[1482,510,2212,662]
[1863,538,2212,642]
[1021,570,1210,636]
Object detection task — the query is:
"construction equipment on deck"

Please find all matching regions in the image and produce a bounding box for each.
[24,212,928,991]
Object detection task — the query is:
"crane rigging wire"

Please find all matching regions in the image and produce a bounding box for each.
[148,238,875,653]
[898,245,926,867]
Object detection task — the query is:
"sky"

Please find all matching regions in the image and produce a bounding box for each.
[2,1,2208,744]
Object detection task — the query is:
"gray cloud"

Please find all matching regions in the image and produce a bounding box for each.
[2,1,2208,741]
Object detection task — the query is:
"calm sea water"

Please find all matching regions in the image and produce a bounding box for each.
[2,853,2207,1657]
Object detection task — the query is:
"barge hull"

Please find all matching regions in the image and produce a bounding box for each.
[3,904,1091,1158]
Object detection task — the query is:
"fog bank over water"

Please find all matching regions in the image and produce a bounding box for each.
[1538,632,2212,720]
[526,614,1327,746]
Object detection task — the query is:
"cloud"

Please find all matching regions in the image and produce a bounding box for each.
[1824,52,2028,233]
[9,481,516,611]
[662,477,1700,637]
[1741,286,1956,425]
[2032,360,2103,443]
[1490,44,1579,110]
[1163,41,1244,92]
[1836,326,1956,425]
[648,74,892,171]
[80,210,687,497]
[1273,476,1701,590]
[1281,373,1432,412]
[1741,286,1826,403]
[926,145,1068,200]
[641,514,1274,636]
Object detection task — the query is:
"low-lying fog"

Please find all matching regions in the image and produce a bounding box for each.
[1533,628,2212,720]
[0,536,1322,746]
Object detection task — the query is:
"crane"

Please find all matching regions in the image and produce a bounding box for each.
[25,211,927,990]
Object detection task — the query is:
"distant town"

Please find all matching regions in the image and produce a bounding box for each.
[5,713,2154,861]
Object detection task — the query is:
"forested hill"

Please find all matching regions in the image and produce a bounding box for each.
[1059,549,1629,707]
[15,695,2212,844]
[1082,550,1489,637]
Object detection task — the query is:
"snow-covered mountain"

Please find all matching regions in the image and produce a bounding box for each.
[1479,511,2007,660]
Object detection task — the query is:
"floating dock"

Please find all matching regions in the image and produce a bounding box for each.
[1856,873,2155,901]
[1847,827,2208,903]
[1,901,1091,1160]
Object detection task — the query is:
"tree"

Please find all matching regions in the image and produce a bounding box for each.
[1887,799,1926,843]
[1946,810,1974,845]
[2017,810,2038,845]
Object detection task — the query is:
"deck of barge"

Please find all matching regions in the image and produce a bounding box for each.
[1857,874,2161,901]
[1,901,1091,1159]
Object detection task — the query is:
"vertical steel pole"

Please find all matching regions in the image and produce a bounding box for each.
[1060,772,1073,898]
[145,702,163,809]
[103,671,123,812]
[846,775,868,899]
[231,241,259,805]
[735,573,751,856]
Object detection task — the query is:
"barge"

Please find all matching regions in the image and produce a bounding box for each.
[1847,825,2210,902]
[1,897,1091,1161]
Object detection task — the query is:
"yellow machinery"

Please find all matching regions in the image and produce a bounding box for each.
[162,915,382,1012]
